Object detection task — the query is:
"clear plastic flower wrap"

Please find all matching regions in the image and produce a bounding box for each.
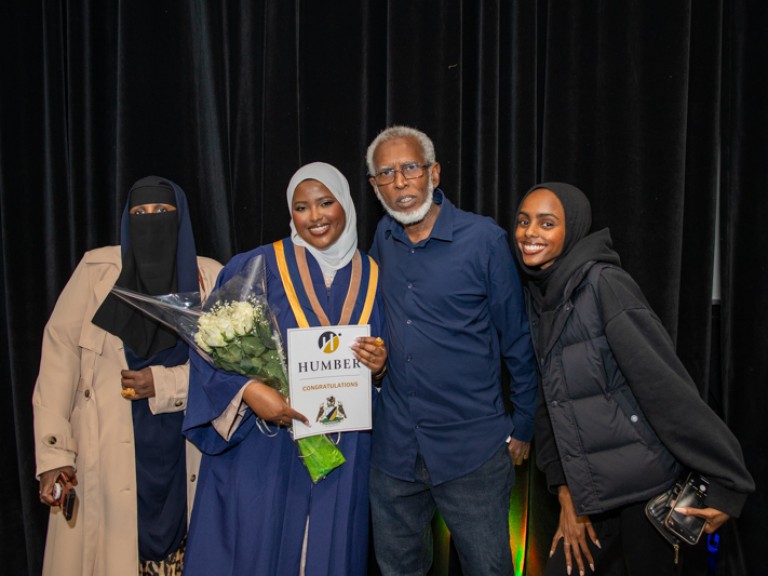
[111,255,346,483]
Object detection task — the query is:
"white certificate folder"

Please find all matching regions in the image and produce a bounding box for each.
[287,324,372,440]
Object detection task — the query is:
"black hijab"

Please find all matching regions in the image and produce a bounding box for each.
[92,176,199,359]
[514,182,593,306]
[515,182,622,355]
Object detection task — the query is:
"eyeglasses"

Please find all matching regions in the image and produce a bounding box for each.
[372,162,431,186]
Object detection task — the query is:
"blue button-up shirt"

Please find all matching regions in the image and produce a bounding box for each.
[370,190,538,484]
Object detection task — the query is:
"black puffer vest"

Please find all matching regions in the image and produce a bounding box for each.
[531,263,680,515]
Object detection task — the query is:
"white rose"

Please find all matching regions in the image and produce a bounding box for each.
[197,310,229,348]
[194,330,213,353]
[215,307,236,341]
[229,301,255,336]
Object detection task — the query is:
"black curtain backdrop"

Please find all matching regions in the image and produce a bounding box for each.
[2,1,766,575]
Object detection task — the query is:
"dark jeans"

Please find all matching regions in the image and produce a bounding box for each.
[544,501,708,576]
[370,445,515,576]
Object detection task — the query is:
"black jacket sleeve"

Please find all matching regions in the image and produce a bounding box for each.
[599,267,754,517]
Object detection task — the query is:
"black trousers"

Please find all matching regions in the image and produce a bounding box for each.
[543,501,708,576]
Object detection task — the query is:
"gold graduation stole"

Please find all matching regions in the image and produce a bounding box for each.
[272,239,378,328]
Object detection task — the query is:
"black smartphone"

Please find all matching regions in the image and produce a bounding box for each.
[60,486,77,521]
[664,473,708,544]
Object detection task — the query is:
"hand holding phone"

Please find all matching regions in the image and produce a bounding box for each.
[664,473,708,544]
[52,471,78,521]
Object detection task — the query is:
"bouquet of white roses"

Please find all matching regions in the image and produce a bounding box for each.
[194,298,289,396]
[111,255,346,483]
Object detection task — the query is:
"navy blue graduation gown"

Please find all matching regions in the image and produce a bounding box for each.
[183,242,384,576]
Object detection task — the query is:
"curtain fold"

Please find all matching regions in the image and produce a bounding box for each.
[719,1,768,574]
[2,1,765,574]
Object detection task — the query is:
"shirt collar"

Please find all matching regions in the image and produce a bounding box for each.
[384,188,454,245]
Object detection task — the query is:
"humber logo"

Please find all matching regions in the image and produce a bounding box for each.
[318,331,340,354]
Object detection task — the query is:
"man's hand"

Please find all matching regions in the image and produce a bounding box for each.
[506,437,530,466]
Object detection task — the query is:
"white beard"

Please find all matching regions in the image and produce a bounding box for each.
[376,177,434,226]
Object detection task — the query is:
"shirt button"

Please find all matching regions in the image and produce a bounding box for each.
[550,400,559,408]
[410,249,415,254]
[406,355,412,362]
[407,283,413,289]
[406,319,412,325]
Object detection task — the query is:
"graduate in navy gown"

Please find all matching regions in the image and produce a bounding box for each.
[182,162,388,576]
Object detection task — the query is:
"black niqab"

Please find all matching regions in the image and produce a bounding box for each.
[92,177,180,357]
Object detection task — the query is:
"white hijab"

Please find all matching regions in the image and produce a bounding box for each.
[287,162,358,280]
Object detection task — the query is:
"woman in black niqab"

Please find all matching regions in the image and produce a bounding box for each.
[93,175,199,359]
[92,175,200,568]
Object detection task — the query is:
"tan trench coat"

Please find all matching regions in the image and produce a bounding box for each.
[32,246,222,576]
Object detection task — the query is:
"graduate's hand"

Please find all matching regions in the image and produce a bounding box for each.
[120,368,155,400]
[243,380,309,427]
[552,485,600,576]
[674,506,730,533]
[350,336,387,379]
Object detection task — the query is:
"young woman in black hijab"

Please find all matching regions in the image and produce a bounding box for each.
[514,183,753,576]
[33,176,222,576]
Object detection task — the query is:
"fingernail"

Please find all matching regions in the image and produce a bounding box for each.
[567,566,572,576]
[580,570,585,576]
[595,539,602,549]
[549,550,554,558]
[590,564,595,572]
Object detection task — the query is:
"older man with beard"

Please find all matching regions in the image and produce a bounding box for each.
[365,125,538,576]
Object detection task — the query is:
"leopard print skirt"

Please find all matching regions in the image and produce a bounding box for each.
[138,535,186,576]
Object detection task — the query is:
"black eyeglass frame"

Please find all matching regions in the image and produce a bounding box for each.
[371,162,432,186]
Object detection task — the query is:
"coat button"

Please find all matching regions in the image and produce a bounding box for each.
[190,474,197,482]
[174,400,183,407]
[630,414,639,423]
[48,436,57,445]
[84,390,91,399]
